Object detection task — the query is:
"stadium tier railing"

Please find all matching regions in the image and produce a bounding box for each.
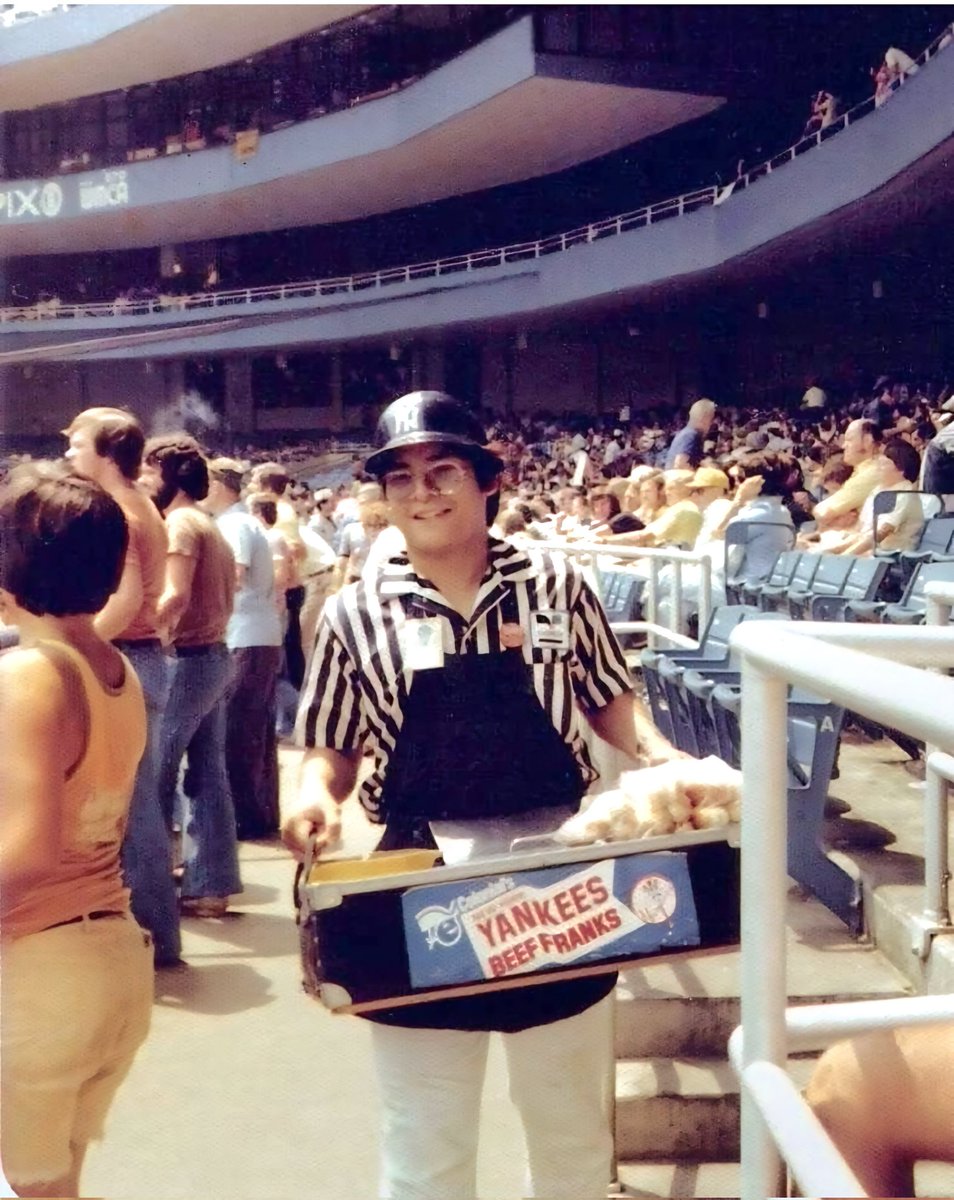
[537,540,714,652]
[728,582,954,1200]
[2,23,950,326]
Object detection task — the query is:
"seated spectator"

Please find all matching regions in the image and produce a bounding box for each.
[806,1022,954,1197]
[711,453,796,585]
[872,60,893,106]
[588,487,621,536]
[921,414,954,503]
[813,419,882,530]
[655,467,733,627]
[600,469,702,549]
[831,438,924,555]
[631,470,667,526]
[803,91,837,137]
[884,45,919,80]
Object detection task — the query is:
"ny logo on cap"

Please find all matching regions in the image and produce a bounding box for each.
[391,396,426,436]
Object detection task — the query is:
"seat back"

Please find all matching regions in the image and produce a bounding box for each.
[913,514,954,556]
[841,556,890,600]
[764,549,802,590]
[899,559,954,614]
[871,489,939,557]
[799,553,854,597]
[598,569,646,646]
[724,520,797,602]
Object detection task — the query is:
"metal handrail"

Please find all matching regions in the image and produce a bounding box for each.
[2,23,949,326]
[536,539,713,651]
[729,607,954,1200]
[728,995,954,1198]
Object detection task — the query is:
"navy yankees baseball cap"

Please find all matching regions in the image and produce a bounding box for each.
[365,391,501,477]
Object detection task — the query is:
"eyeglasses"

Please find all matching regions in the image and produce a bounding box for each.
[381,461,469,502]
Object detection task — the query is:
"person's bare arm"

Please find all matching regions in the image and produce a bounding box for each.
[672,452,691,470]
[281,746,360,859]
[586,692,684,765]
[156,552,196,635]
[0,652,75,903]
[598,528,652,546]
[709,475,764,539]
[94,546,144,641]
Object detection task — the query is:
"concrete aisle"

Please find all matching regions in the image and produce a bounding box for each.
[80,748,529,1200]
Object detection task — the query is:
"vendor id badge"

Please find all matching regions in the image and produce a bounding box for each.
[402,617,444,670]
[530,610,570,651]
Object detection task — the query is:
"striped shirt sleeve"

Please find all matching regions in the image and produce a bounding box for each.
[294,598,365,751]
[570,572,633,711]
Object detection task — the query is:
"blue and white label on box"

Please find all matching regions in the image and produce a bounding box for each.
[401,853,700,989]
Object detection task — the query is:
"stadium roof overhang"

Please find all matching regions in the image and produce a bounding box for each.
[0,4,376,108]
[4,77,951,366]
[0,17,728,254]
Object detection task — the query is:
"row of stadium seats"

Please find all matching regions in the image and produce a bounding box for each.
[639,605,857,928]
[728,512,954,617]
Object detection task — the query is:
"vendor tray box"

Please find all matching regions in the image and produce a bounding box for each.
[298,817,740,1014]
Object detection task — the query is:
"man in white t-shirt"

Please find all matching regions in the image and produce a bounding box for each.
[206,459,283,839]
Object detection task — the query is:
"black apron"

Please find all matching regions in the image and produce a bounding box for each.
[367,605,616,1031]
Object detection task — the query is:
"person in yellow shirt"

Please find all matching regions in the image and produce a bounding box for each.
[813,419,882,530]
[0,462,152,1198]
[599,469,703,548]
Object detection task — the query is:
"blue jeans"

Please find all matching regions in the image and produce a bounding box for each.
[158,645,242,900]
[118,643,181,964]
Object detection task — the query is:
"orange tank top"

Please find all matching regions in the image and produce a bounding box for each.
[2,640,146,940]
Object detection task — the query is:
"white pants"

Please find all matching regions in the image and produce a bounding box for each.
[370,993,615,1200]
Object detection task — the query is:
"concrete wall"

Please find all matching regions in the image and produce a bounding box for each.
[0,356,184,437]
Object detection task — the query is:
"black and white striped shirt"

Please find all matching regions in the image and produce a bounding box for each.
[295,537,632,823]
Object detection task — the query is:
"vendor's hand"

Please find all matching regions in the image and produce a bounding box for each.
[281,798,342,861]
[641,734,691,767]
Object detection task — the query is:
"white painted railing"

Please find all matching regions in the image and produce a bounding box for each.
[729,597,954,1200]
[2,23,949,326]
[537,540,714,651]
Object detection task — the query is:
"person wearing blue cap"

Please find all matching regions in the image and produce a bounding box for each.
[284,392,681,1200]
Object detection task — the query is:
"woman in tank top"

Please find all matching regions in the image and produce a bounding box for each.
[0,461,153,1198]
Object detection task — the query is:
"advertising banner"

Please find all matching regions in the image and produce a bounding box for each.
[401,852,699,989]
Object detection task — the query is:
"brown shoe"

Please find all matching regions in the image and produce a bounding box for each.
[180,896,229,918]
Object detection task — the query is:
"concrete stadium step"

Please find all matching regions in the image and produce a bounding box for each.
[614,1056,815,1163]
[615,1159,739,1199]
[615,1157,954,1198]
[615,884,912,1060]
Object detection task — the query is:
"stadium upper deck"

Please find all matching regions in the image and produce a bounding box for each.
[0,6,739,254]
[1,6,952,436]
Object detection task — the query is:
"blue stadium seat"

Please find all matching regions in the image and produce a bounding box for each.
[848,559,954,624]
[640,605,755,741]
[710,683,856,930]
[724,521,797,605]
[597,568,647,647]
[759,552,819,612]
[786,553,854,619]
[739,549,801,608]
[810,557,889,621]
